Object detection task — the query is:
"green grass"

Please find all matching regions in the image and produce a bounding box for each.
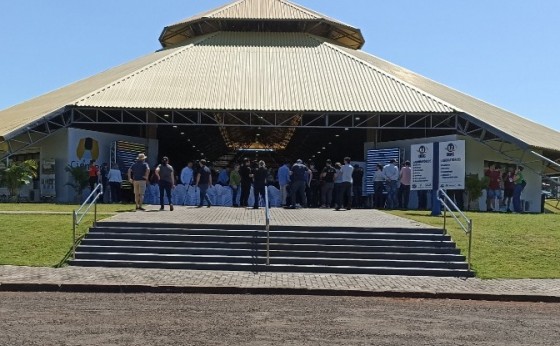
[0,203,134,267]
[388,202,560,279]
[1,202,559,278]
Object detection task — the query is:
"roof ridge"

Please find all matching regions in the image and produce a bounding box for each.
[308,35,459,113]
[206,0,246,18]
[279,0,321,20]
[75,33,219,105]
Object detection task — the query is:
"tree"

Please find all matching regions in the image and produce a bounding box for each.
[0,160,38,202]
[65,164,89,202]
[465,173,489,211]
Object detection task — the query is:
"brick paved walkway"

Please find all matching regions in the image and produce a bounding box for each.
[1,207,559,301]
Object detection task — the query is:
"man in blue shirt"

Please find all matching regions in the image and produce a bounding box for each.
[383,159,400,209]
[180,161,194,187]
[217,166,230,186]
[289,159,310,209]
[277,160,291,207]
[336,157,354,211]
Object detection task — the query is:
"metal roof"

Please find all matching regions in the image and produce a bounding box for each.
[159,0,364,49]
[76,32,453,114]
[340,47,560,152]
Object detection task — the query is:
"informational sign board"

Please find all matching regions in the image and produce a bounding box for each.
[40,158,56,197]
[410,143,434,191]
[438,140,465,189]
[365,148,400,194]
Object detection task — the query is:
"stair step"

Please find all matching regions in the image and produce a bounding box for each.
[73,252,469,269]
[68,259,473,277]
[77,245,465,261]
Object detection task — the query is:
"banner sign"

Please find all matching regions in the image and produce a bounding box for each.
[411,143,433,190]
[438,140,465,189]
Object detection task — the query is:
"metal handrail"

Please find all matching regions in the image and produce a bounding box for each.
[72,184,103,259]
[264,186,271,265]
[437,188,473,271]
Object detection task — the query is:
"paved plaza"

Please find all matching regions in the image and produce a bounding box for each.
[1,207,559,301]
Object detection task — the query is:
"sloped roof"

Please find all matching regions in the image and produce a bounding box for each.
[159,0,364,49]
[340,47,560,152]
[75,32,454,114]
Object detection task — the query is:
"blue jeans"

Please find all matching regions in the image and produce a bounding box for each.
[512,184,524,212]
[386,180,398,209]
[198,184,211,206]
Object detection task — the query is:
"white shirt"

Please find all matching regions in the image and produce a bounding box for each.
[341,164,354,183]
[383,163,399,181]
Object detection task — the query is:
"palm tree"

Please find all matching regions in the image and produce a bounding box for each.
[0,159,38,202]
[65,164,89,202]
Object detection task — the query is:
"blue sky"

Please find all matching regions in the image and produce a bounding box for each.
[1,0,559,131]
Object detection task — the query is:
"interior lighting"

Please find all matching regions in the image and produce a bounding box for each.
[344,128,349,131]
[335,134,340,137]
[322,147,326,150]
[317,151,321,154]
[180,132,185,135]
[173,125,177,128]
[355,116,360,121]
[164,114,170,118]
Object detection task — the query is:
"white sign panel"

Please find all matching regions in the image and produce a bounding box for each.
[411,143,433,190]
[438,140,465,189]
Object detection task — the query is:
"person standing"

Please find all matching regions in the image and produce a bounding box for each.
[320,159,336,208]
[239,158,252,207]
[332,162,343,209]
[277,160,291,207]
[229,164,241,207]
[485,162,502,212]
[503,165,515,213]
[398,160,412,209]
[195,159,212,208]
[107,163,123,203]
[155,156,175,211]
[127,153,150,211]
[100,162,109,203]
[88,159,100,193]
[512,166,526,213]
[383,159,399,209]
[373,163,385,209]
[217,166,230,186]
[180,161,194,186]
[336,157,354,211]
[252,160,268,209]
[289,159,309,209]
[352,164,364,208]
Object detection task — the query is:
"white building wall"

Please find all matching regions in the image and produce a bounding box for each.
[365,135,542,212]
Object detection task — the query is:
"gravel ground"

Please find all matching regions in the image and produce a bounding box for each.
[1,292,559,345]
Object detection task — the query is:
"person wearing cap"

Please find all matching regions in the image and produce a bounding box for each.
[398,160,412,209]
[128,153,150,211]
[383,158,399,209]
[155,156,175,211]
[195,159,212,208]
[289,159,310,208]
[320,159,336,208]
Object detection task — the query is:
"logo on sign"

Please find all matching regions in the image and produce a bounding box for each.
[446,143,456,157]
[417,145,428,158]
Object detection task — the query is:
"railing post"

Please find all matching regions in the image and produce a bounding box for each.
[467,219,473,271]
[72,210,77,260]
[265,187,270,266]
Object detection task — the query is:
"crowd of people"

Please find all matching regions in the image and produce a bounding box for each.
[90,153,527,213]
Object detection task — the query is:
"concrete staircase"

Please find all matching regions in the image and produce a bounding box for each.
[69,222,473,277]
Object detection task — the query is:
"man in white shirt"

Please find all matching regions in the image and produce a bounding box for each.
[336,157,354,211]
[383,159,399,209]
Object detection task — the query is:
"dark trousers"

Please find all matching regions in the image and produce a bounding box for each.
[290,180,307,207]
[398,184,411,209]
[253,184,266,208]
[240,181,251,207]
[374,181,385,208]
[231,186,239,206]
[109,182,121,203]
[352,184,363,208]
[321,182,334,206]
[338,182,352,209]
[159,180,173,206]
[198,184,211,206]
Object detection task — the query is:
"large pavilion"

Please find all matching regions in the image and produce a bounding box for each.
[1,0,559,205]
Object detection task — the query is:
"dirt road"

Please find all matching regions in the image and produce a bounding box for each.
[1,292,559,345]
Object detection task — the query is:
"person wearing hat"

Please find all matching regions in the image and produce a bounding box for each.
[383,158,399,209]
[128,153,150,211]
[320,159,336,208]
[155,156,175,211]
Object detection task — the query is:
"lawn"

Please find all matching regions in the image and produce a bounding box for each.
[0,203,133,267]
[388,200,560,279]
[1,202,559,278]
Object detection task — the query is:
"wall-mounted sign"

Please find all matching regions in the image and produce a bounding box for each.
[438,140,465,189]
[411,143,433,191]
